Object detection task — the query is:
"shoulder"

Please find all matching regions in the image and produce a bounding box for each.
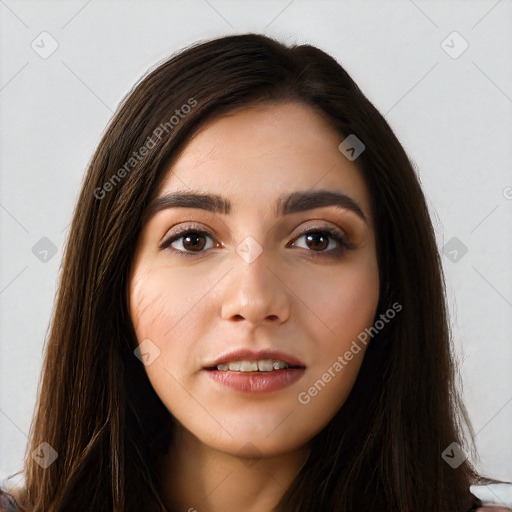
[471,482,512,512]
[0,488,26,512]
[0,473,27,512]
[475,507,512,511]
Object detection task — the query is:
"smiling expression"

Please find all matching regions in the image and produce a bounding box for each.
[128,101,380,458]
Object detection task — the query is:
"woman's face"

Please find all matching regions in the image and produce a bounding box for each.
[128,101,380,458]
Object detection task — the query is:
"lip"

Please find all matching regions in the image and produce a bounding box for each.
[204,349,306,369]
[205,367,306,393]
[202,348,306,393]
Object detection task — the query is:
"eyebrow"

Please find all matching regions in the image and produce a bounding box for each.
[145,189,367,223]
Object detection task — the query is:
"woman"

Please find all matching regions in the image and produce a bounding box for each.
[1,33,510,511]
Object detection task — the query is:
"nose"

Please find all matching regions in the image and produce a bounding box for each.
[220,240,291,326]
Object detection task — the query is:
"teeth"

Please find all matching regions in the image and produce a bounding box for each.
[257,359,274,372]
[216,359,291,372]
[240,361,258,372]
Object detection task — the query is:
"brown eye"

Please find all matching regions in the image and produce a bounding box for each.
[181,233,207,251]
[161,229,215,256]
[304,232,330,251]
[292,229,342,252]
[289,227,353,258]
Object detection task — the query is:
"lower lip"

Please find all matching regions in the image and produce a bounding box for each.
[204,368,306,393]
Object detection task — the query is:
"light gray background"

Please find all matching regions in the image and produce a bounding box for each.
[1,0,511,501]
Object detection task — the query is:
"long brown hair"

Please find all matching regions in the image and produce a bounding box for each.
[19,33,489,511]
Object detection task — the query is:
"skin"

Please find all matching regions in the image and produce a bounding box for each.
[128,101,380,512]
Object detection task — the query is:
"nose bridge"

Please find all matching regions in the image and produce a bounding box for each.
[221,234,290,325]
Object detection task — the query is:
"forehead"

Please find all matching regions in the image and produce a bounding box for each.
[157,101,372,219]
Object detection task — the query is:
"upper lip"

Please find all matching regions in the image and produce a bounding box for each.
[204,349,306,369]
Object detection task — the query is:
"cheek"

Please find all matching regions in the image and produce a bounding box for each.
[298,258,379,412]
[328,272,379,338]
[295,257,380,349]
[128,265,214,378]
[293,264,379,419]
[129,268,170,338]
[129,267,186,367]
[128,270,191,409]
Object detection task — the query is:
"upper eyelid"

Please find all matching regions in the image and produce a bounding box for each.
[159,222,214,243]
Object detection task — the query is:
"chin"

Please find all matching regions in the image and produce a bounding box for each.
[192,418,317,460]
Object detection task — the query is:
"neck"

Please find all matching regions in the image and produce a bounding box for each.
[157,426,311,512]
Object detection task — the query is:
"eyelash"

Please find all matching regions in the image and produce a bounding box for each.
[159,224,354,259]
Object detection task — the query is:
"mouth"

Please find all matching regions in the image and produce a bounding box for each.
[204,348,306,371]
[204,359,303,372]
[203,350,306,393]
